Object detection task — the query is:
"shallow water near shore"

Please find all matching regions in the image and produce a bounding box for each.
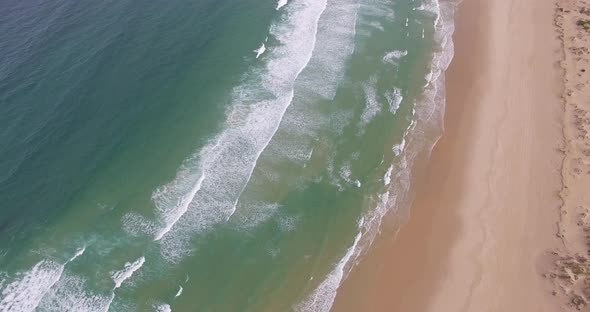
[0,0,454,310]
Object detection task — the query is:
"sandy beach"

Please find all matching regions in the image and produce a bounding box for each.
[332,0,568,310]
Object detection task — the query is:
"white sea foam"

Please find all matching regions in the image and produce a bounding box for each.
[326,156,344,191]
[277,215,299,232]
[112,256,145,289]
[254,43,266,58]
[383,165,393,186]
[392,138,406,156]
[295,230,362,312]
[232,201,282,229]
[355,0,395,38]
[0,260,63,312]
[419,0,455,124]
[152,172,206,241]
[148,0,330,262]
[36,274,111,312]
[385,87,403,114]
[362,190,395,244]
[339,163,352,184]
[338,162,362,188]
[359,75,381,129]
[416,0,441,26]
[69,247,86,262]
[225,0,360,208]
[367,21,384,31]
[266,244,281,258]
[99,257,148,312]
[122,212,159,238]
[155,303,172,312]
[295,0,359,100]
[359,1,395,21]
[382,50,408,64]
[5,246,110,312]
[276,0,288,10]
[256,0,360,165]
[175,286,183,298]
[302,148,314,168]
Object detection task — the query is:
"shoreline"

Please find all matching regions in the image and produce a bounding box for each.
[332,0,564,310]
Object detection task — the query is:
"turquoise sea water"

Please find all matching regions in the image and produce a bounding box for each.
[0,0,455,311]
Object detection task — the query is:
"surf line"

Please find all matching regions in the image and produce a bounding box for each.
[0,245,90,312]
[102,256,147,312]
[276,0,288,10]
[154,173,206,241]
[151,0,329,248]
[254,37,269,59]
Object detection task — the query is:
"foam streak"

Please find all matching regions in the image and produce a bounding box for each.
[151,0,330,262]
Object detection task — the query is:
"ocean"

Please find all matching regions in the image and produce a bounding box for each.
[0,0,455,310]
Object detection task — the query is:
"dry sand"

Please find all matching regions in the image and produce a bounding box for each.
[332,0,569,310]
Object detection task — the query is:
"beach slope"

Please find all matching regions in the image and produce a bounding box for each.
[332,0,564,310]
